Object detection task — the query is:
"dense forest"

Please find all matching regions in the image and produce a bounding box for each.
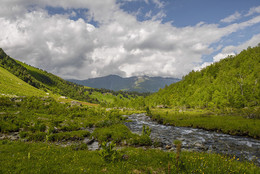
[145,44,260,112]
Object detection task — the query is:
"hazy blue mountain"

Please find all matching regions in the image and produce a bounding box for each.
[67,75,180,93]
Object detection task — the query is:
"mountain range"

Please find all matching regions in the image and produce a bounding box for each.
[67,75,180,93]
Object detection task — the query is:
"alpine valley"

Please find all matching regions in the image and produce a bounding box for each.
[0,45,260,173]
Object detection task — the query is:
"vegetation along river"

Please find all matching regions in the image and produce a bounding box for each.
[124,113,260,166]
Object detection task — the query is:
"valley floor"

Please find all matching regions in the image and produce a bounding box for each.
[1,96,260,173]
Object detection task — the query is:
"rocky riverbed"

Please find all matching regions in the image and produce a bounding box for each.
[124,113,260,165]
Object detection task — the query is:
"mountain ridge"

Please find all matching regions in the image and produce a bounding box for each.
[67,75,180,93]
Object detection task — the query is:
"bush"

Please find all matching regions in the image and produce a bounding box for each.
[129,134,152,146]
[142,125,151,136]
[99,141,120,163]
[93,124,133,143]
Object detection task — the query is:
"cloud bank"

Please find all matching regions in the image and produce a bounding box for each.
[0,1,260,79]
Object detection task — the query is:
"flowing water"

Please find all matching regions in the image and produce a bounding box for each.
[124,113,260,165]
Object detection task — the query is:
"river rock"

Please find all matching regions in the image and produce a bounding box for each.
[165,145,171,149]
[177,138,185,141]
[194,142,204,148]
[88,141,99,151]
[83,138,95,145]
[0,134,6,140]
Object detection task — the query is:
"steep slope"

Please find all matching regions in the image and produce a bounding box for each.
[0,66,46,97]
[0,48,97,103]
[146,44,260,109]
[68,75,180,93]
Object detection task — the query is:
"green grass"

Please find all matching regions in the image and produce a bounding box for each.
[89,91,117,103]
[0,66,46,97]
[93,124,133,143]
[0,97,146,144]
[0,140,259,174]
[0,96,103,134]
[149,108,260,139]
[47,130,90,142]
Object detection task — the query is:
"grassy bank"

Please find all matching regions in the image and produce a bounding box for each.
[1,140,259,174]
[148,108,260,139]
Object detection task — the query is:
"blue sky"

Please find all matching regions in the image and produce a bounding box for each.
[0,0,260,79]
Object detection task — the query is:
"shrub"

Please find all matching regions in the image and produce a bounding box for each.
[142,125,151,136]
[129,134,152,146]
[93,124,132,143]
[99,141,120,163]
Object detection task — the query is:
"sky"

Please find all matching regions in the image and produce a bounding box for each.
[0,0,260,79]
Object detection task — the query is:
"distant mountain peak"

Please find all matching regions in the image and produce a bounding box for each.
[67,75,180,93]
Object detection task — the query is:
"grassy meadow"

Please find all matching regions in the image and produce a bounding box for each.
[1,140,259,174]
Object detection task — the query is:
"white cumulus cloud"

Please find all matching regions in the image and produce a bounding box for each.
[0,0,260,79]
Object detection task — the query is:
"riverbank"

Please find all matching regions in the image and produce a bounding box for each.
[147,108,260,139]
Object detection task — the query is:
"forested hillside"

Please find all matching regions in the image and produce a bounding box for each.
[0,48,144,104]
[146,45,260,110]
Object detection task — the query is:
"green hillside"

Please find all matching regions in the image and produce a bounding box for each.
[146,44,260,111]
[0,48,143,105]
[0,66,46,97]
[0,48,98,103]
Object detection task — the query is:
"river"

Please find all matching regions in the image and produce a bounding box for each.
[124,113,260,165]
